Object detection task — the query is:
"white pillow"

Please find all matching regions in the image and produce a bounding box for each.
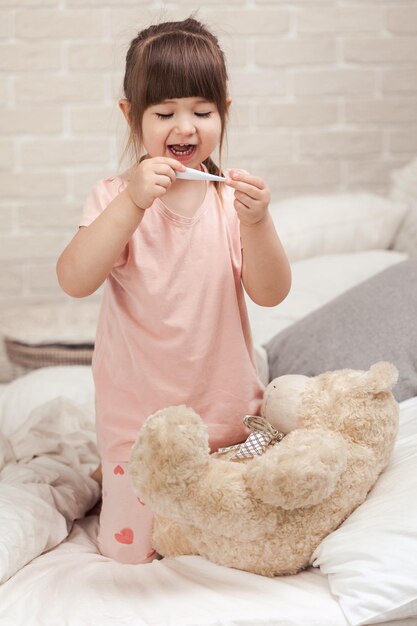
[270,193,408,262]
[0,366,95,437]
[312,397,417,626]
[389,158,417,257]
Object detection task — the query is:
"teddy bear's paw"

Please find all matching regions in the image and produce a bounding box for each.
[128,405,210,513]
[244,429,348,510]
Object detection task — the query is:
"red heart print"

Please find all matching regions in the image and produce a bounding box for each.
[114,528,134,544]
[113,465,124,475]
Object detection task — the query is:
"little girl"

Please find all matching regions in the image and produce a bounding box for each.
[57,17,291,564]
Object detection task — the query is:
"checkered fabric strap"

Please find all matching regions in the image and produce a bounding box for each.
[218,415,285,460]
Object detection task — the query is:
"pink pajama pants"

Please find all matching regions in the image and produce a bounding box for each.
[98,460,157,564]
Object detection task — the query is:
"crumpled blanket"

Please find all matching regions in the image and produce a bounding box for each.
[0,397,100,584]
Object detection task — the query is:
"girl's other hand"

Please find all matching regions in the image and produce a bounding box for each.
[126,156,185,210]
[226,169,271,226]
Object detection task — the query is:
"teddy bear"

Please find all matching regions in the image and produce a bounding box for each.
[129,362,399,577]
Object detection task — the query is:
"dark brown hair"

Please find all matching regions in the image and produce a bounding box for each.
[122,17,229,194]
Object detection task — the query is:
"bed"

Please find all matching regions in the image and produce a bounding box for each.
[0,178,416,626]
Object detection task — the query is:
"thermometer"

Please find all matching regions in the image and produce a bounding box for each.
[176,166,226,182]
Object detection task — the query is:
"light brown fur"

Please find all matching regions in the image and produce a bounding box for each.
[129,362,399,576]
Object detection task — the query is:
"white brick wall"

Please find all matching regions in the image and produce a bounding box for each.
[0,0,416,321]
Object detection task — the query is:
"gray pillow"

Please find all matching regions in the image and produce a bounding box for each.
[265,258,417,402]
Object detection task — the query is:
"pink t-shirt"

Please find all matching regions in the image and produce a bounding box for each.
[80,172,264,461]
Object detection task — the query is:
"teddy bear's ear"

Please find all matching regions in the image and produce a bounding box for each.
[350,361,398,395]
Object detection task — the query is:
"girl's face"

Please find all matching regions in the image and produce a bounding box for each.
[139,97,228,168]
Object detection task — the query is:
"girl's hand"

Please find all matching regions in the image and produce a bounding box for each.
[226,169,271,226]
[126,156,186,210]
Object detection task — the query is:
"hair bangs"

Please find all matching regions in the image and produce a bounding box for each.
[142,33,227,107]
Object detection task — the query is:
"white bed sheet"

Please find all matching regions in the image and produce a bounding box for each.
[0,510,415,626]
[0,521,347,626]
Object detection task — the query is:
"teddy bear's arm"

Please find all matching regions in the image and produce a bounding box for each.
[244,428,349,510]
[129,406,276,540]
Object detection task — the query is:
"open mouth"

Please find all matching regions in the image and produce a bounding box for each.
[168,144,197,159]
